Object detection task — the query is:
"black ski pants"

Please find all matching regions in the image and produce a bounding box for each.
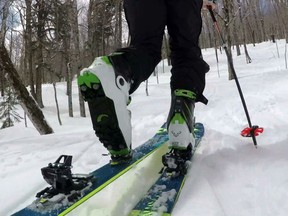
[118,0,209,103]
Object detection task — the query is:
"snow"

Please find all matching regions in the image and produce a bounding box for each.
[1,40,288,216]
[152,188,177,213]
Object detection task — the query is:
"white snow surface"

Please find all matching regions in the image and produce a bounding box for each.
[1,40,288,216]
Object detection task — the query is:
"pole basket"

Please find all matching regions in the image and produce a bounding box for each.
[241,126,264,137]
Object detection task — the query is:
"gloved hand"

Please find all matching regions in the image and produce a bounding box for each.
[203,0,217,10]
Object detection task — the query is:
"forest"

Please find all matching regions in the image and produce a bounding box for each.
[0,0,287,133]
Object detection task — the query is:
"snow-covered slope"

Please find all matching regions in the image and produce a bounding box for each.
[1,40,288,216]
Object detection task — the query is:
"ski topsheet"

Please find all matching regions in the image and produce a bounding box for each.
[129,123,205,216]
[12,124,168,216]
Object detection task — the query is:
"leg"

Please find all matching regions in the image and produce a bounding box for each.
[77,0,166,164]
[163,0,209,174]
[115,0,167,94]
[167,0,209,103]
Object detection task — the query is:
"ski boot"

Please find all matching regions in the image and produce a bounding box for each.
[77,54,132,165]
[162,89,196,176]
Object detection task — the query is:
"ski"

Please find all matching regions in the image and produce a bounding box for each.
[12,124,169,216]
[129,123,204,216]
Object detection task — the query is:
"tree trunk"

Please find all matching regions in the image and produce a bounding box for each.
[251,1,262,43]
[0,0,10,97]
[24,0,36,98]
[233,21,241,56]
[285,39,287,69]
[35,47,44,108]
[163,32,171,66]
[223,0,235,80]
[214,27,220,77]
[53,82,62,126]
[67,62,73,117]
[0,0,9,42]
[145,80,149,96]
[114,0,122,49]
[69,0,85,117]
[0,45,54,134]
[0,69,4,97]
[87,1,96,62]
[35,0,46,108]
[238,0,252,64]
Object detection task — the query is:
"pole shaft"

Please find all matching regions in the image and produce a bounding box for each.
[208,7,257,146]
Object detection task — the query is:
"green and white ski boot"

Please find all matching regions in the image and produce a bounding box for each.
[78,55,132,164]
[162,89,196,175]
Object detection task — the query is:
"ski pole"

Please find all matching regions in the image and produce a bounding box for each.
[207,6,263,147]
